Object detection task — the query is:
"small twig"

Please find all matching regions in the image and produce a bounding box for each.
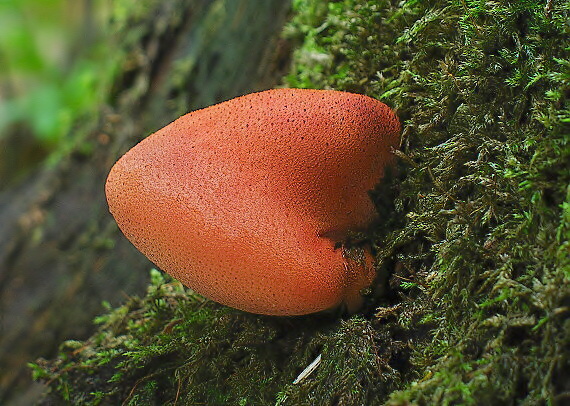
[293,354,322,384]
[174,376,182,405]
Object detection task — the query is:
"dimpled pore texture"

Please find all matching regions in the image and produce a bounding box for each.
[105,89,400,315]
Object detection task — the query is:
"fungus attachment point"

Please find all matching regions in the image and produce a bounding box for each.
[105,89,400,316]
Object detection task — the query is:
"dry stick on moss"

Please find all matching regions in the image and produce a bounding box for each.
[173,375,182,406]
[293,354,322,384]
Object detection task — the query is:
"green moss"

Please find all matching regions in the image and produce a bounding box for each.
[33,0,569,404]
[34,270,390,405]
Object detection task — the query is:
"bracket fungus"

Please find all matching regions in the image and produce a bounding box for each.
[105,89,400,316]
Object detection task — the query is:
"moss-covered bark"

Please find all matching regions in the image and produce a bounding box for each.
[33,0,569,405]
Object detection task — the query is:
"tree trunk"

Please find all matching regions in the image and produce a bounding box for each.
[0,1,291,403]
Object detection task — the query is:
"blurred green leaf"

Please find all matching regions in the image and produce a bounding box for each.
[0,0,115,148]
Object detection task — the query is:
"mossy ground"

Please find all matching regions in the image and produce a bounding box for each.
[33,0,569,405]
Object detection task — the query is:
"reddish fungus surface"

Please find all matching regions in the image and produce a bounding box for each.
[105,89,400,315]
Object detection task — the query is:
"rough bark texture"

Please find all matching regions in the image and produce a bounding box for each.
[0,1,291,403]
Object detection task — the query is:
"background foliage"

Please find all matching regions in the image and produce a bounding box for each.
[33,0,569,405]
[0,0,117,186]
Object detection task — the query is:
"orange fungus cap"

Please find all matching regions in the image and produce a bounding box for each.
[105,89,400,315]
